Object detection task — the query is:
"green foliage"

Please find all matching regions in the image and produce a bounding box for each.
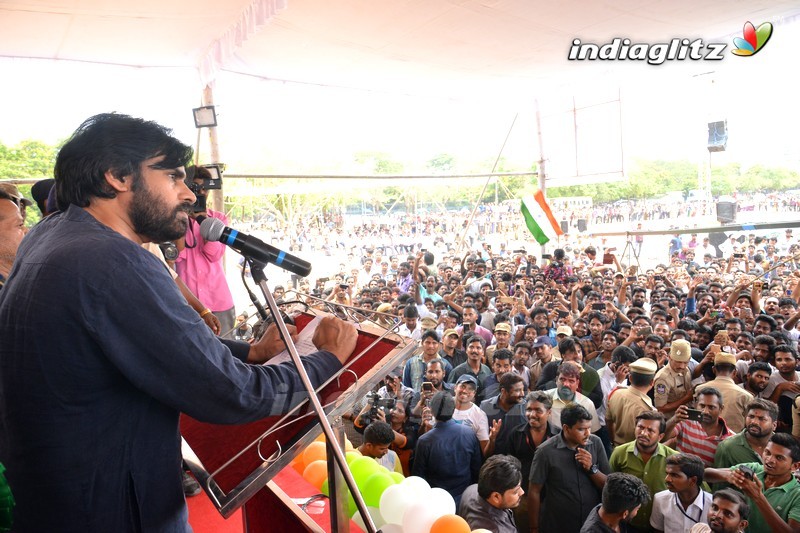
[0,140,57,180]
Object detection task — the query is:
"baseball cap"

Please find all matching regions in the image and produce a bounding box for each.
[714,352,737,366]
[443,328,459,338]
[629,357,658,376]
[533,335,550,348]
[670,340,692,362]
[556,325,573,336]
[0,183,33,207]
[494,322,511,333]
[455,374,478,387]
[429,391,456,420]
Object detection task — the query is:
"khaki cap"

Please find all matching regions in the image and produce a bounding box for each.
[670,339,692,362]
[630,357,658,376]
[714,352,737,366]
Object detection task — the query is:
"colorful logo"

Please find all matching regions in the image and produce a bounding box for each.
[731,21,773,56]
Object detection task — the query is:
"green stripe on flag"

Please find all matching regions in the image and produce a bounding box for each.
[521,199,549,245]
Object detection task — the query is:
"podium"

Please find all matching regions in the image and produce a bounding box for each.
[180,311,416,531]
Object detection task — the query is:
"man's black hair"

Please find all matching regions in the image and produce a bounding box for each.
[601,472,650,515]
[666,453,705,485]
[363,421,394,446]
[421,329,440,343]
[712,489,750,521]
[493,348,512,362]
[561,404,592,428]
[477,455,523,500]
[771,432,800,462]
[55,113,193,209]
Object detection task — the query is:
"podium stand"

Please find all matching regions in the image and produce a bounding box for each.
[180,311,416,530]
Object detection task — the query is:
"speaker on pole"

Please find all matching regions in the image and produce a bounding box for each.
[716,201,737,224]
[577,219,588,233]
[560,220,569,234]
[708,120,728,152]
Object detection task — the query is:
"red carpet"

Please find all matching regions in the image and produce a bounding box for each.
[187,488,244,533]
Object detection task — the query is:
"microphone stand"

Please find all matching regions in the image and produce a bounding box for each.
[247,257,377,533]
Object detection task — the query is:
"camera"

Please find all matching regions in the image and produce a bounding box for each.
[185,179,207,213]
[366,392,396,420]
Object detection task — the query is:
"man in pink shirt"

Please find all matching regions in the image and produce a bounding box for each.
[175,166,236,337]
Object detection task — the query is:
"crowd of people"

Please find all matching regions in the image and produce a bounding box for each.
[3,113,800,532]
[291,226,800,532]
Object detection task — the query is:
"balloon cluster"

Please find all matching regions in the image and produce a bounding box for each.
[291,435,476,532]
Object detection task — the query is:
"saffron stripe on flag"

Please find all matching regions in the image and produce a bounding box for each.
[520,192,563,245]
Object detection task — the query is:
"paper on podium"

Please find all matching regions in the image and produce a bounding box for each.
[265,316,322,366]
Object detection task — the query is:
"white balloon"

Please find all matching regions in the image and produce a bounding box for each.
[402,501,437,533]
[400,475,431,495]
[351,506,386,530]
[427,487,456,517]
[471,530,493,533]
[379,483,415,526]
[380,524,404,533]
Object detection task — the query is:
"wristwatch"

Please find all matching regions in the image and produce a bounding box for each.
[587,464,599,475]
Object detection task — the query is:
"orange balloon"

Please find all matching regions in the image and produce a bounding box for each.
[430,514,470,533]
[315,433,327,443]
[302,460,329,490]
[302,441,328,466]
[289,456,306,475]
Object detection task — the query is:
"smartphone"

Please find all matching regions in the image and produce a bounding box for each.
[318,277,330,283]
[603,253,614,265]
[710,310,722,318]
[542,254,552,260]
[734,253,745,259]
[339,283,349,289]
[627,276,636,282]
[500,297,515,304]
[639,326,653,337]
[548,288,558,296]
[463,323,471,333]
[421,248,428,253]
[557,309,569,318]
[592,303,605,310]
[422,382,434,392]
[686,408,703,422]
[654,275,664,281]
[512,249,527,254]
[738,465,755,480]
[487,290,498,298]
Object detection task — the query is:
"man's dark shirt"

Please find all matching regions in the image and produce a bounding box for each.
[0,206,342,532]
[440,347,467,369]
[507,420,557,493]
[480,395,526,456]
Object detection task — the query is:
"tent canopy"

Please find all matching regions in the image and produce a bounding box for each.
[3,0,799,98]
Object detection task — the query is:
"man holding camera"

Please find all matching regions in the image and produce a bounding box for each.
[174,165,236,338]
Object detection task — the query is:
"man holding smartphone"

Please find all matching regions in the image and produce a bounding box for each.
[666,388,735,466]
[704,433,800,533]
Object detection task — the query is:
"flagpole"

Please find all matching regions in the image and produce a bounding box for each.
[535,99,548,253]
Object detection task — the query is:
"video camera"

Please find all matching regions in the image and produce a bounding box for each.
[366,392,396,420]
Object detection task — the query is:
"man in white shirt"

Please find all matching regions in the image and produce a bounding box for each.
[452,374,490,453]
[651,453,711,532]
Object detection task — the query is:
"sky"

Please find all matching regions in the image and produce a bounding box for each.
[1,17,798,186]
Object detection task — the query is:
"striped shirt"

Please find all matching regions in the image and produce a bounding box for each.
[675,418,735,466]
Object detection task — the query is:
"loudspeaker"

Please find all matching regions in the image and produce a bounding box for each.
[708,231,728,258]
[708,120,728,152]
[560,220,569,234]
[716,201,737,224]
[577,219,587,233]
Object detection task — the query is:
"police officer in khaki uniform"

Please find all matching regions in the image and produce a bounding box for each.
[606,357,658,446]
[695,351,753,433]
[652,339,694,419]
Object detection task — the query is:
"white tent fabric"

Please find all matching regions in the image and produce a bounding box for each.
[2,0,799,98]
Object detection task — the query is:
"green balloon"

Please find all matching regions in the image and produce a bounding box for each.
[362,472,395,508]
[349,457,381,487]
[345,451,360,465]
[388,471,404,484]
[347,490,357,517]
[321,479,329,496]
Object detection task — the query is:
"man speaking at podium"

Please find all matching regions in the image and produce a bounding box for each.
[0,113,357,532]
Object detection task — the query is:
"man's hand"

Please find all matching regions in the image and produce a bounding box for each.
[312,316,358,364]
[203,312,221,335]
[488,419,502,441]
[731,468,762,499]
[247,323,298,363]
[575,447,593,471]
[673,404,690,423]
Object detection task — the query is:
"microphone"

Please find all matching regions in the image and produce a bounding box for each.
[200,217,312,277]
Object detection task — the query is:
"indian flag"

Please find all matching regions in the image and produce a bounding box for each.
[520,191,563,245]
